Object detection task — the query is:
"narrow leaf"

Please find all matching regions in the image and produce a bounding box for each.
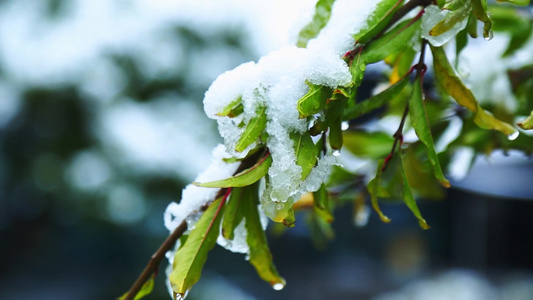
[118,274,155,300]
[431,45,477,112]
[361,17,421,64]
[474,105,517,136]
[222,187,245,240]
[408,79,450,188]
[169,197,225,296]
[216,96,243,117]
[291,131,319,180]
[348,48,366,87]
[235,105,267,152]
[313,184,334,223]
[399,151,431,229]
[343,76,409,120]
[343,130,395,159]
[244,182,285,289]
[297,82,333,118]
[354,0,404,44]
[194,153,272,188]
[367,159,391,223]
[432,46,517,136]
[517,111,533,130]
[296,0,336,48]
[472,0,493,40]
[429,3,471,37]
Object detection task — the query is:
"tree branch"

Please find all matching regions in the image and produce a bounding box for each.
[122,148,265,300]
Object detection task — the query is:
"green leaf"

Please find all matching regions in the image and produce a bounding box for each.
[517,111,533,130]
[118,275,155,300]
[455,27,468,63]
[308,211,335,251]
[216,96,243,118]
[296,0,336,48]
[431,46,517,136]
[496,0,531,5]
[367,159,391,223]
[348,48,366,87]
[291,131,319,180]
[353,0,404,44]
[313,184,334,223]
[431,45,478,112]
[472,0,493,40]
[343,76,409,120]
[408,78,450,188]
[361,17,421,64]
[443,0,469,11]
[343,130,395,159]
[243,182,285,289]
[169,197,225,296]
[327,98,345,151]
[194,152,272,188]
[398,150,431,229]
[221,187,245,240]
[466,12,478,38]
[474,105,517,136]
[235,105,267,152]
[429,3,471,37]
[297,82,333,118]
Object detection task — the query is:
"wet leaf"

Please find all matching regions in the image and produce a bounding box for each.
[194,152,272,188]
[354,0,404,44]
[472,0,493,40]
[474,105,517,135]
[313,184,334,223]
[169,197,225,296]
[216,96,243,118]
[343,76,409,120]
[343,130,394,159]
[297,0,336,48]
[367,159,391,223]
[431,45,477,112]
[291,131,319,180]
[222,187,245,240]
[297,82,333,118]
[118,274,155,300]
[328,100,344,151]
[349,49,366,87]
[430,3,471,37]
[517,111,533,130]
[235,105,267,152]
[443,0,469,10]
[244,182,285,288]
[398,151,431,229]
[431,45,517,136]
[361,17,421,64]
[408,78,450,188]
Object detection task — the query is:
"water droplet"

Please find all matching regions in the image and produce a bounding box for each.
[272,282,285,291]
[333,150,341,157]
[484,30,494,41]
[175,293,184,300]
[276,203,284,210]
[359,64,366,71]
[508,131,519,141]
[341,121,349,131]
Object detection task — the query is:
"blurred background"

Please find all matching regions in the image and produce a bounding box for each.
[0,0,531,299]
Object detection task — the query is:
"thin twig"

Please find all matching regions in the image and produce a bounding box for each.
[382,39,428,172]
[122,149,265,300]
